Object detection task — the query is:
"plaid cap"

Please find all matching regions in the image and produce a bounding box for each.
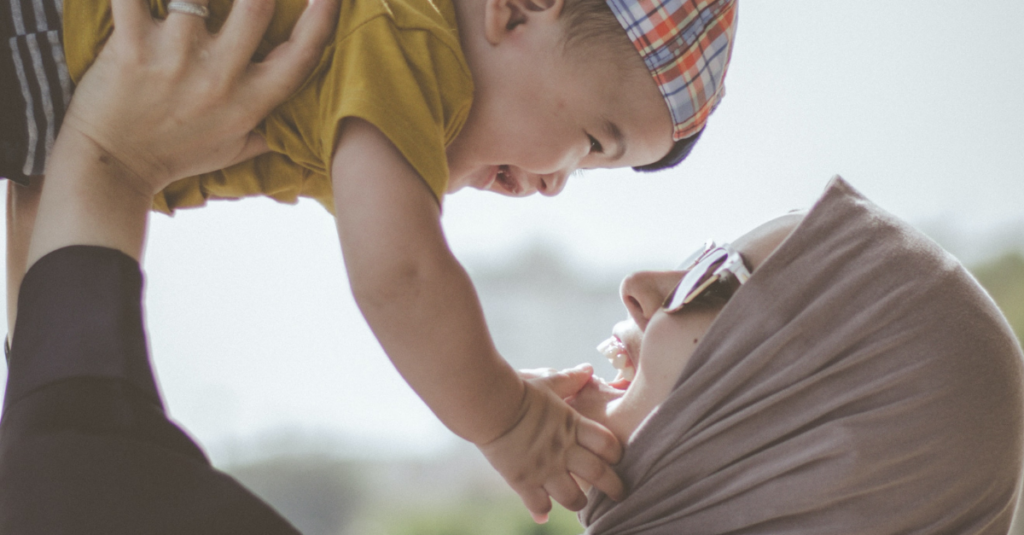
[606,0,737,140]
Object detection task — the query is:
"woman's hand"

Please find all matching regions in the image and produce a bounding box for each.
[26,0,337,267]
[63,0,338,197]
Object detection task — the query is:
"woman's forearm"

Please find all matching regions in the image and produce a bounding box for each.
[26,129,153,269]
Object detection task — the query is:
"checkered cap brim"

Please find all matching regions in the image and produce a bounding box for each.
[607,0,737,140]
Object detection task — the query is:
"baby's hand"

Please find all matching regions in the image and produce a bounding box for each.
[478,364,624,523]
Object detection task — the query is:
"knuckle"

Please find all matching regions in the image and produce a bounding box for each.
[210,74,236,100]
[547,433,565,456]
[510,469,531,486]
[114,43,147,67]
[158,48,191,78]
[564,411,576,434]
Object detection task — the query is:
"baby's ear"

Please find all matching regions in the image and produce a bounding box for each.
[484,0,564,45]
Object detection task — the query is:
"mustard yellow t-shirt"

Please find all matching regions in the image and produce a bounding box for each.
[63,0,474,214]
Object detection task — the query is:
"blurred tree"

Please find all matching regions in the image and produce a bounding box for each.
[226,456,364,535]
[970,252,1024,535]
[373,498,583,535]
[970,252,1024,342]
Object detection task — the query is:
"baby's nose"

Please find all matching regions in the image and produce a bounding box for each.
[537,171,568,197]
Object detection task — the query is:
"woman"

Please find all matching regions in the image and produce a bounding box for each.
[0,0,336,532]
[571,177,1024,534]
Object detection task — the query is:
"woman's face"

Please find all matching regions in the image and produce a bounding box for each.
[569,213,805,444]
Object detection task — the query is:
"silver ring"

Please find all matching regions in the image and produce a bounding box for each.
[167,1,210,18]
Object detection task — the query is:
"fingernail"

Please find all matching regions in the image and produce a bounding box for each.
[575,363,593,372]
[532,513,549,524]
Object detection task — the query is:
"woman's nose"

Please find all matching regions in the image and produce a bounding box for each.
[537,171,568,197]
[619,270,685,331]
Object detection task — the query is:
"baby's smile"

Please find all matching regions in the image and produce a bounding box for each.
[491,164,523,195]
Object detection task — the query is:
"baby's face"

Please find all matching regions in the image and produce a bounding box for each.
[445,3,673,197]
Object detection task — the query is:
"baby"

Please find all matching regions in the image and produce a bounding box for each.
[0,0,737,520]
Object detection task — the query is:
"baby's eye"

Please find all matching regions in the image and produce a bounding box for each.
[588,134,604,154]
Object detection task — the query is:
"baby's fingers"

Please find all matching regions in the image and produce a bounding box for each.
[567,446,624,501]
[517,486,553,524]
[546,473,588,512]
[577,415,623,465]
[533,363,594,399]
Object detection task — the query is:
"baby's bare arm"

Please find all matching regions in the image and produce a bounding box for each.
[331,117,523,444]
[331,118,623,520]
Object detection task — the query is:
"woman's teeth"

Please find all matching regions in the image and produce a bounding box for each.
[597,337,636,383]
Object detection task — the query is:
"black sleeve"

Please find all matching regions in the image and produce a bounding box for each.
[0,246,299,535]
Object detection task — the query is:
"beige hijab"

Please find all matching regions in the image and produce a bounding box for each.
[580,177,1024,534]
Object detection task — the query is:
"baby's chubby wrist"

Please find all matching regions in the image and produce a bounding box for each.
[475,366,625,518]
[477,365,596,447]
[475,382,565,479]
[473,375,534,448]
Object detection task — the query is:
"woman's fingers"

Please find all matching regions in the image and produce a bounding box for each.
[247,0,337,110]
[216,0,276,75]
[227,132,271,167]
[164,0,213,39]
[110,0,155,44]
[62,0,337,187]
[566,446,625,501]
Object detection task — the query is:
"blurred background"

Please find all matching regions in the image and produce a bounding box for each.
[2,0,1022,533]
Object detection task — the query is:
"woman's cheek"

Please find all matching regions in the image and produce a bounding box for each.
[639,310,718,395]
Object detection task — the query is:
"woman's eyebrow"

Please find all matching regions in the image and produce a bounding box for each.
[603,119,627,161]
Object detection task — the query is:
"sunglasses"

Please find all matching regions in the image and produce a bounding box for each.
[662,240,751,313]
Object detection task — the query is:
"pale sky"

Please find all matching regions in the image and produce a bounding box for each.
[1,0,1022,463]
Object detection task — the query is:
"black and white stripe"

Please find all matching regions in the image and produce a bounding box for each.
[2,0,71,177]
